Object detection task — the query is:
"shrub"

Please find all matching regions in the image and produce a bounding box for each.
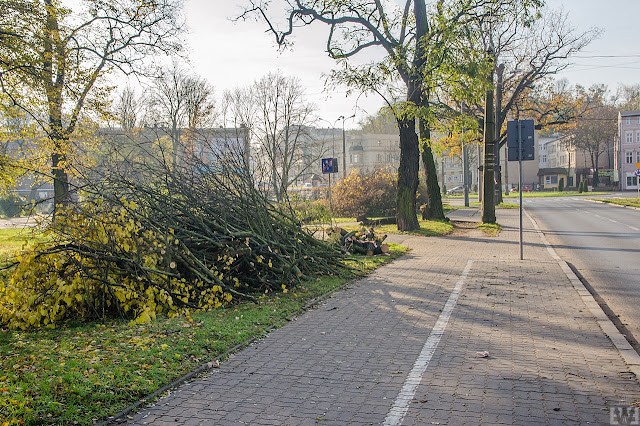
[332,168,396,217]
[558,178,564,192]
[294,199,331,223]
[578,181,584,193]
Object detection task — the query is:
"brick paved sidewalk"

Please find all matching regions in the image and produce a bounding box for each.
[128,209,640,425]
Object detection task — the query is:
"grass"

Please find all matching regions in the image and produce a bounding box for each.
[376,219,454,237]
[590,197,640,208]
[477,223,502,237]
[503,191,608,198]
[469,202,519,209]
[0,228,48,266]
[0,244,408,425]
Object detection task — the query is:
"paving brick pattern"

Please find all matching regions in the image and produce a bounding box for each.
[129,210,640,425]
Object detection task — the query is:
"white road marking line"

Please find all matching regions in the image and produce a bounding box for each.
[383,260,474,426]
[629,226,639,231]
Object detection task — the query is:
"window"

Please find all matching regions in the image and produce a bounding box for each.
[545,176,551,185]
[377,153,381,162]
[626,117,632,125]
[637,131,640,143]
[626,132,633,143]
[627,152,634,163]
[637,117,640,124]
[542,154,547,163]
[627,176,638,187]
[550,176,558,184]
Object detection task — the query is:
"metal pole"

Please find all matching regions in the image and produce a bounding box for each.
[342,118,346,180]
[463,130,469,207]
[518,118,523,260]
[328,172,332,210]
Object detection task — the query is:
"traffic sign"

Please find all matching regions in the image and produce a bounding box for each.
[507,119,535,161]
[322,158,338,174]
[636,162,640,169]
[634,169,640,177]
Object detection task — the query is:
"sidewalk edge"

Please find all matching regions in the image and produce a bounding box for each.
[524,208,640,384]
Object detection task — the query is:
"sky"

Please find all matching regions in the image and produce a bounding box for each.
[181,0,640,129]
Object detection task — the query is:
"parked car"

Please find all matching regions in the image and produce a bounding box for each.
[446,186,465,195]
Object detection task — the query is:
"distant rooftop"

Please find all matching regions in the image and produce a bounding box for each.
[619,111,640,117]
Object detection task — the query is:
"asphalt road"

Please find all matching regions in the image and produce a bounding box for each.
[524,196,640,351]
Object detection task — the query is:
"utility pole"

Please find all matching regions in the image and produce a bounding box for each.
[495,63,504,205]
[339,114,355,180]
[482,48,496,224]
[462,104,469,207]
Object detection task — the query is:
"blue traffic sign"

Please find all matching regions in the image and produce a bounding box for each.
[322,158,338,174]
[634,169,640,177]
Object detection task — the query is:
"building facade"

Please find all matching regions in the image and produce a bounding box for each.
[617,111,640,191]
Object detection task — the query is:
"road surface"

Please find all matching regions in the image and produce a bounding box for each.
[524,196,640,351]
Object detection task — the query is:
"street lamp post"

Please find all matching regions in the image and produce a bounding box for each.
[339,114,356,180]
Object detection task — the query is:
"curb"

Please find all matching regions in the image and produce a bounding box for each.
[524,208,640,384]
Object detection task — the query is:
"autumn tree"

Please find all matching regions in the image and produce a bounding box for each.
[242,1,508,230]
[0,0,184,214]
[469,5,597,217]
[567,85,617,188]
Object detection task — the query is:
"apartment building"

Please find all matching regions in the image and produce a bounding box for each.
[617,111,640,190]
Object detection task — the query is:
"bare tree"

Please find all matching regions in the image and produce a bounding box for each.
[248,72,322,203]
[145,63,215,168]
[0,0,184,214]
[116,86,140,131]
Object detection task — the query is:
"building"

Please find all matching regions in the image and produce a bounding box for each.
[532,132,614,191]
[617,111,640,191]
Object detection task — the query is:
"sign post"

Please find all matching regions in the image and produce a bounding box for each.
[322,158,339,210]
[635,168,640,199]
[507,119,535,260]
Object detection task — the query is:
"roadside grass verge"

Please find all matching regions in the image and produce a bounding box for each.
[591,198,640,208]
[477,223,502,237]
[0,245,408,425]
[469,202,518,209]
[377,219,454,236]
[503,191,608,198]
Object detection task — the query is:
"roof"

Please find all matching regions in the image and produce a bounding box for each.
[619,111,640,117]
[537,167,569,176]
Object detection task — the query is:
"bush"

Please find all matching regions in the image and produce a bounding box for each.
[332,168,396,217]
[578,181,584,193]
[558,178,564,192]
[583,181,589,192]
[294,199,331,223]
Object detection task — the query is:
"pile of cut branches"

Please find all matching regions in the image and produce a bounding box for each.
[329,226,389,256]
[0,135,352,329]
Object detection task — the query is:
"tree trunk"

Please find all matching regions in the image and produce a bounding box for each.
[419,119,445,220]
[396,118,420,231]
[51,132,71,217]
[482,73,496,224]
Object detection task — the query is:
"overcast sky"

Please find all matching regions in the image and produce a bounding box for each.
[181,0,640,129]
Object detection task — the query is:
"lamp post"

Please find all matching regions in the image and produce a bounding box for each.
[339,114,356,180]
